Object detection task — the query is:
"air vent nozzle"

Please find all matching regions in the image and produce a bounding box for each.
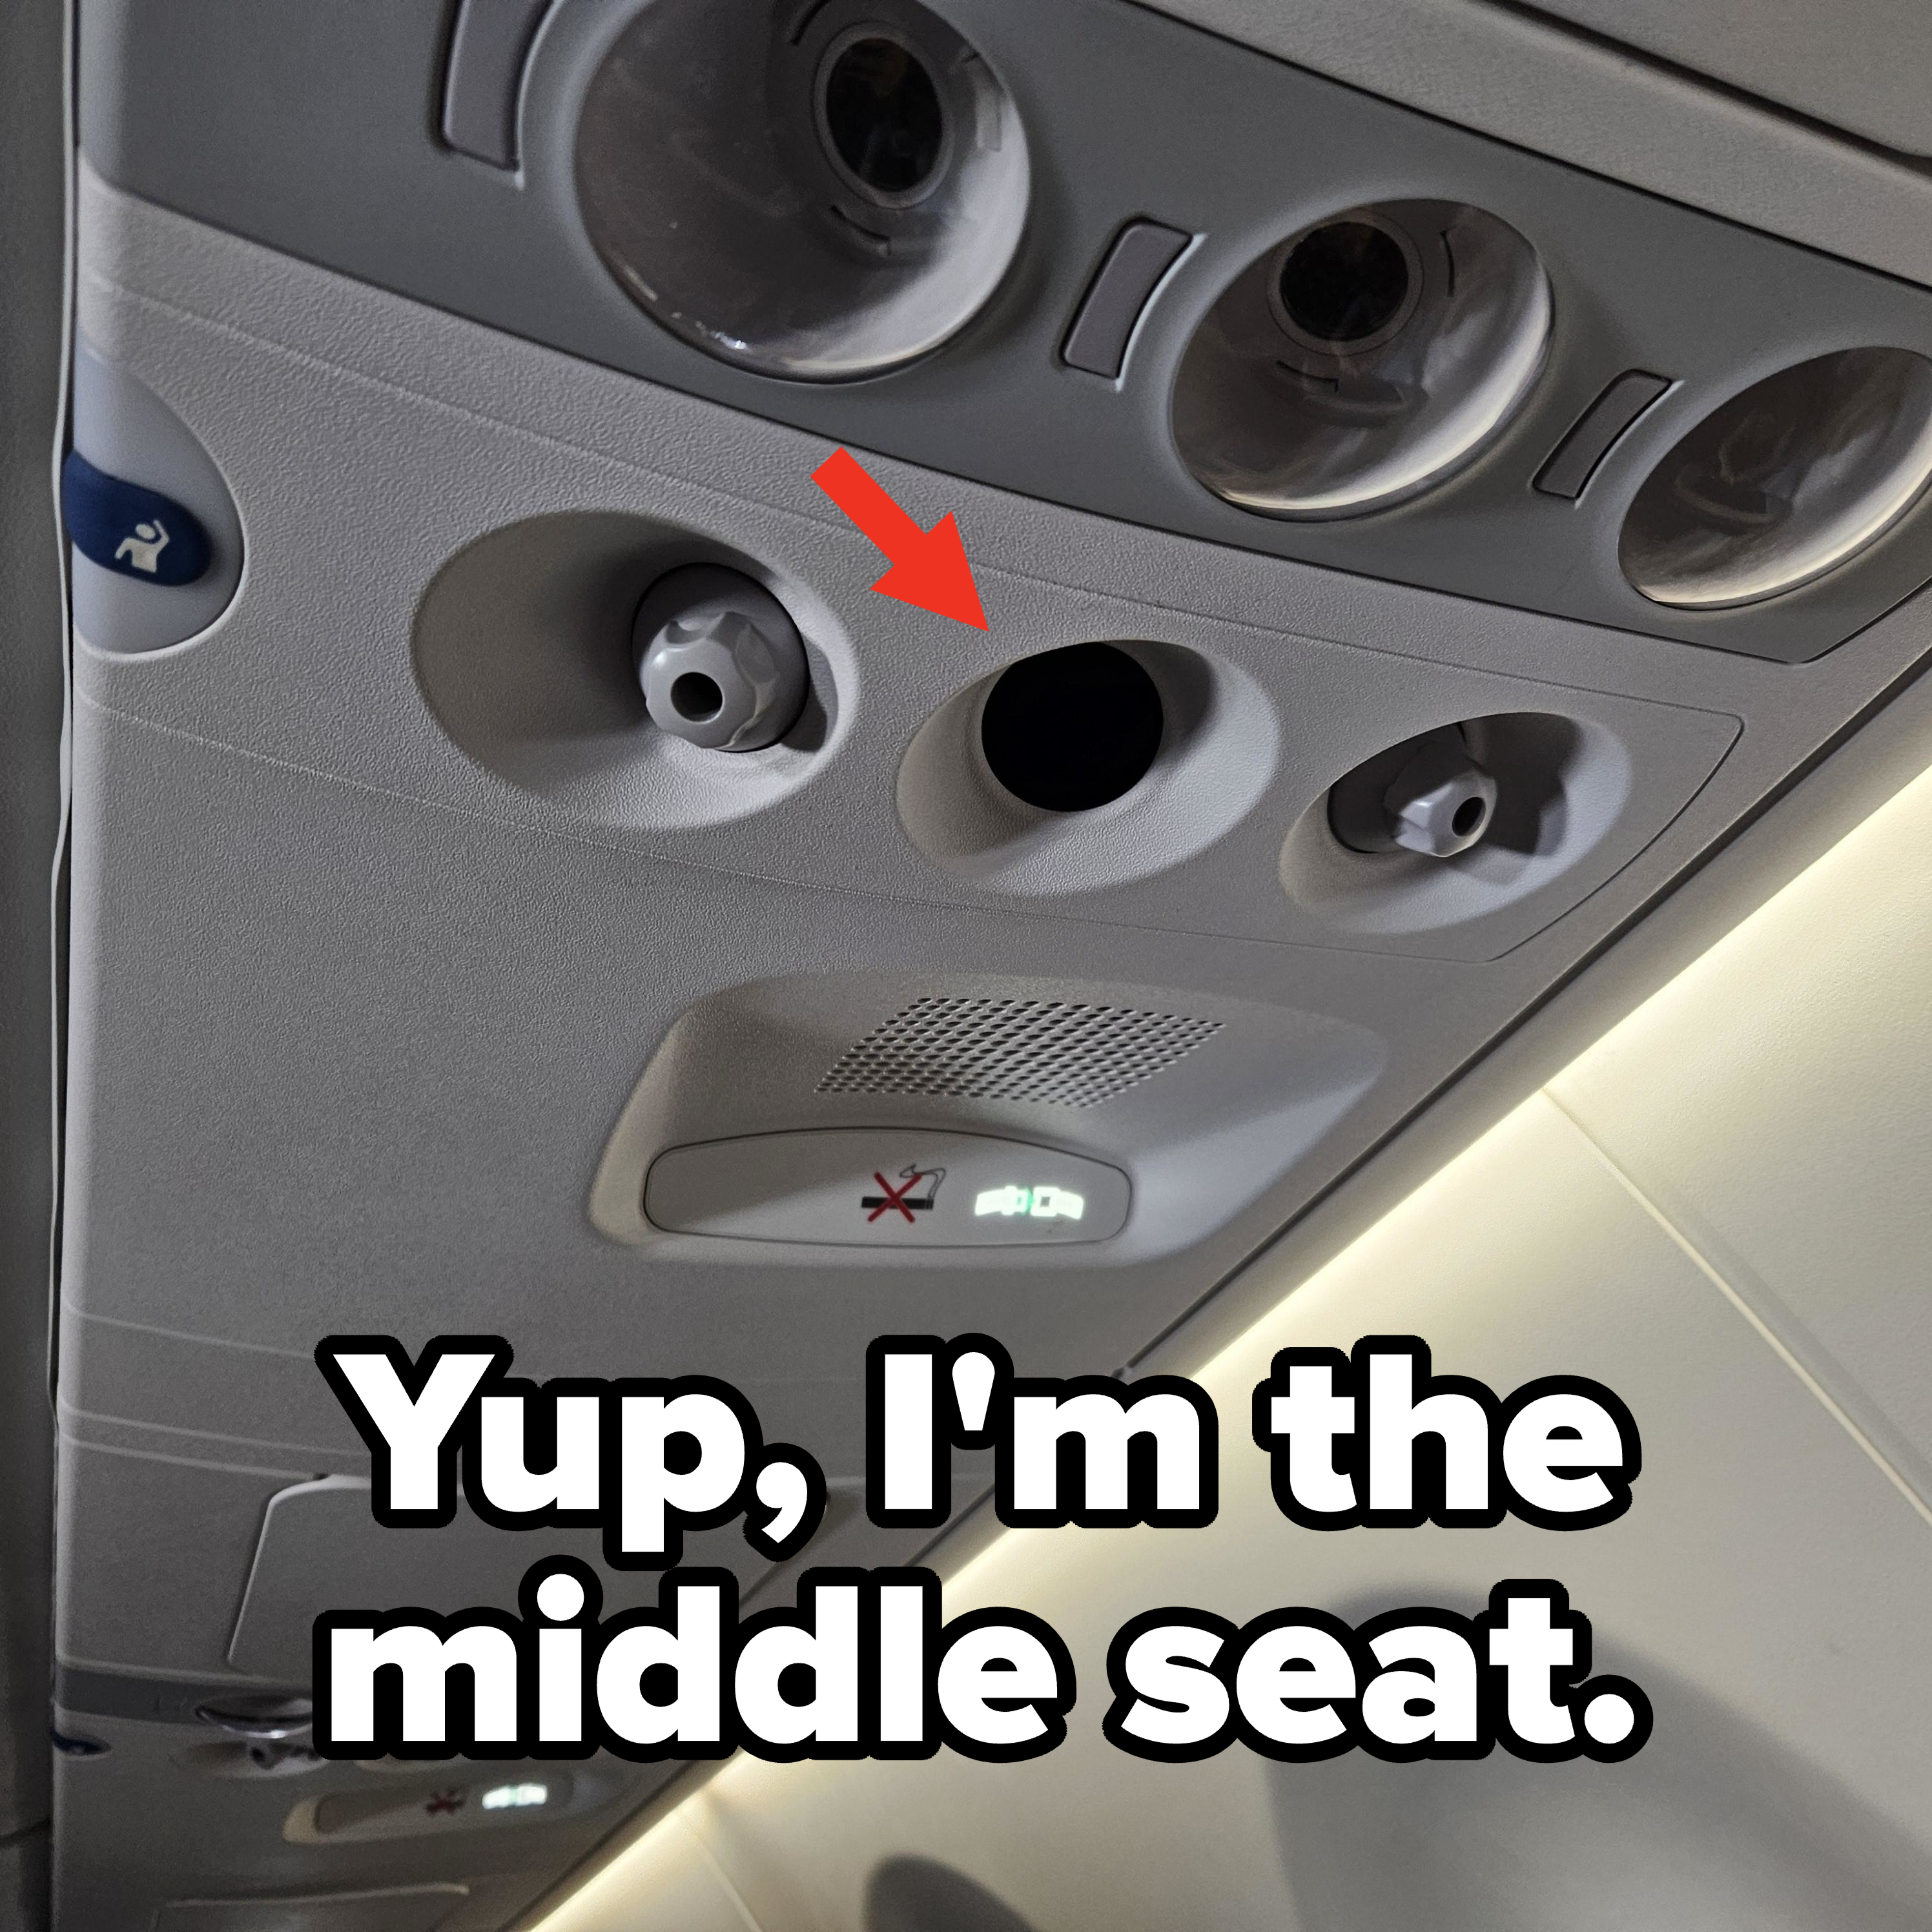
[1173,200,1550,519]
[575,0,1030,379]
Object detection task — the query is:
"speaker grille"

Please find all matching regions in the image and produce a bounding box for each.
[817,997,1221,1108]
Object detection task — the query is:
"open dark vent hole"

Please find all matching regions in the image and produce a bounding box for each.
[668,672,724,721]
[980,644,1164,813]
[822,37,945,198]
[1278,220,1410,344]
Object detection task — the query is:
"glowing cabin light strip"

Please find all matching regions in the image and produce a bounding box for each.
[480,1782,550,1811]
[974,1184,1085,1220]
[528,752,1932,1931]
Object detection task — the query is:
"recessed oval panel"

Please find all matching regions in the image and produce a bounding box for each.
[1173,201,1550,519]
[575,0,1030,381]
[1619,347,1932,609]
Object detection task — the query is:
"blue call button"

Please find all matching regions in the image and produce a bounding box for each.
[61,449,212,588]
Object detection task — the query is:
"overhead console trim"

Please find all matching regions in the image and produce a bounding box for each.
[1534,369,1672,500]
[590,976,1384,1264]
[1062,220,1195,379]
[76,0,1932,659]
[440,0,553,168]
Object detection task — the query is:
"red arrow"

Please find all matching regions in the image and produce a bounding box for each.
[811,448,988,629]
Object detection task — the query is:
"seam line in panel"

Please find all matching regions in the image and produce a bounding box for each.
[1545,1091,1932,1530]
[57,1396,360,1470]
[58,1435,313,1482]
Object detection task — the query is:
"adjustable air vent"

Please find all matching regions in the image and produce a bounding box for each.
[816,997,1221,1107]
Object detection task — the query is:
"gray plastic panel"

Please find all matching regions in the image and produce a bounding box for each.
[1523,0,1932,157]
[153,1887,468,1932]
[55,49,1932,1931]
[54,168,1932,1528]
[57,1444,299,1679]
[72,169,1742,971]
[55,1668,305,1727]
[54,1727,660,1932]
[74,0,1932,659]
[59,172,1918,1384]
[1062,221,1194,378]
[228,1479,773,1681]
[440,0,551,167]
[1534,371,1672,501]
[1136,0,1932,294]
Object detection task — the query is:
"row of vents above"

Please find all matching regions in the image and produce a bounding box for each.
[571,0,1932,615]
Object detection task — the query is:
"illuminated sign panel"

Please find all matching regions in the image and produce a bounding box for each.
[480,1783,550,1812]
[974,1184,1085,1221]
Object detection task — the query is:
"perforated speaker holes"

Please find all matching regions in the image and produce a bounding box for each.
[817,996,1222,1107]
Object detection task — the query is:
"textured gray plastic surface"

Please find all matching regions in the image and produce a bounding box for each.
[1535,372,1672,500]
[1522,0,1932,157]
[56,165,1932,1582]
[1135,0,1932,291]
[406,506,1738,959]
[153,1889,468,1932]
[75,0,1932,659]
[227,1479,773,1681]
[440,0,551,167]
[1062,221,1193,378]
[61,167,1927,1401]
